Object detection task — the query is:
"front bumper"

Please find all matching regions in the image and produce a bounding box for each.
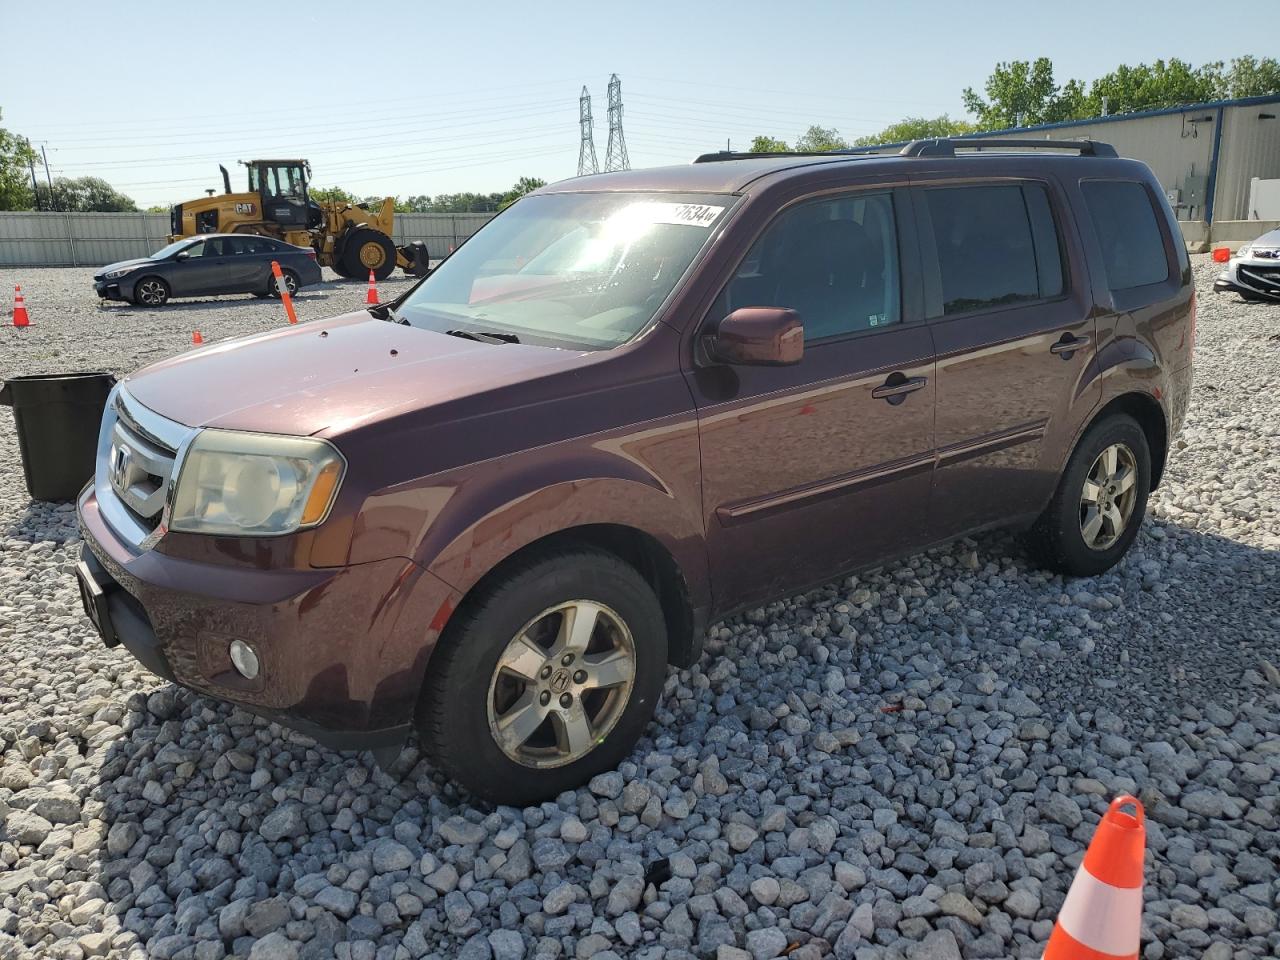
[94,280,128,301]
[76,485,460,753]
[1214,261,1280,301]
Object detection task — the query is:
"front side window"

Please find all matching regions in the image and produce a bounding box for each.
[924,183,1063,316]
[397,192,732,349]
[713,192,901,341]
[181,241,205,258]
[1081,180,1170,291]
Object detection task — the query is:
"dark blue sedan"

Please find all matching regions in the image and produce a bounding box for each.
[94,234,323,306]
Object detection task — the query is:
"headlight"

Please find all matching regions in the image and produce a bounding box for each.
[104,265,142,280]
[169,429,345,536]
[1233,244,1251,260]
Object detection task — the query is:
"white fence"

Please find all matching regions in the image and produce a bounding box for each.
[0,211,496,267]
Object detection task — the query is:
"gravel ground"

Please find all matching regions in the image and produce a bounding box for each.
[0,259,1276,960]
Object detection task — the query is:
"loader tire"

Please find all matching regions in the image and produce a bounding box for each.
[343,229,397,281]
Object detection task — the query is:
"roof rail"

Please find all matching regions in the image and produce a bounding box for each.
[899,137,1118,158]
[693,150,842,163]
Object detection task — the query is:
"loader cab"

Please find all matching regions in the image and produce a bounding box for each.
[247,160,312,228]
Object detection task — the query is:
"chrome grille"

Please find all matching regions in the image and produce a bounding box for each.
[95,386,194,550]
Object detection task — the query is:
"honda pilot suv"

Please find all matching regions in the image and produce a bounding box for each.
[76,138,1194,804]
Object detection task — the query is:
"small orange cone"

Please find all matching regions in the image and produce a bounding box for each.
[192,330,203,345]
[1043,795,1145,960]
[366,269,378,305]
[12,285,30,327]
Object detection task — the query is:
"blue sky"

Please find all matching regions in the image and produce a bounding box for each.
[1,0,1266,208]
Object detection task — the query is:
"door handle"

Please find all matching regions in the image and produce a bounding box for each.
[871,375,928,405]
[1050,334,1092,357]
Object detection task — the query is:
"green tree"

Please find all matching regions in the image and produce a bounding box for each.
[795,125,850,152]
[962,58,1090,128]
[310,185,361,205]
[1086,58,1217,115]
[748,135,790,152]
[499,176,547,210]
[36,176,136,212]
[1217,56,1280,98]
[853,114,977,146]
[0,110,38,210]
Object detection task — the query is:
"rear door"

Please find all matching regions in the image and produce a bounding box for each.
[222,236,270,291]
[912,177,1100,542]
[690,186,937,610]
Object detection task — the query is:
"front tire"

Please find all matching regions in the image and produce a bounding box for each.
[342,228,397,281]
[1027,413,1151,577]
[132,276,169,307]
[418,548,667,804]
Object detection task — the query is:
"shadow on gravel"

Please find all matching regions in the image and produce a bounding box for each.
[74,514,1279,958]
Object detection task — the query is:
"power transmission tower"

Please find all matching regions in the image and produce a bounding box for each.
[604,74,630,172]
[577,86,599,177]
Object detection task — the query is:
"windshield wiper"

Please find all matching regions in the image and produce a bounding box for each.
[444,328,520,344]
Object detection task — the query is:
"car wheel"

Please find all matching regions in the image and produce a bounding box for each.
[270,269,299,298]
[133,277,169,307]
[1026,413,1151,577]
[342,228,397,281]
[418,547,667,804]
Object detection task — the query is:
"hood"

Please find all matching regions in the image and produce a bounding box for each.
[122,311,590,437]
[97,257,156,275]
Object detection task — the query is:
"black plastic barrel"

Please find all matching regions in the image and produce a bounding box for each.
[0,372,116,502]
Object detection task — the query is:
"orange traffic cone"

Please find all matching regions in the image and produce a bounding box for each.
[12,285,30,327]
[1043,795,1145,960]
[366,269,378,305]
[192,330,203,345]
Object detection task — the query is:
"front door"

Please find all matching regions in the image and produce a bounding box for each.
[168,240,223,296]
[912,178,1100,541]
[690,189,937,611]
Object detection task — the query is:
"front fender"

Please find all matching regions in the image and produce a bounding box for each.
[348,417,710,613]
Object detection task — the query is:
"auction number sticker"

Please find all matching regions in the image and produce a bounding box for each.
[626,202,726,228]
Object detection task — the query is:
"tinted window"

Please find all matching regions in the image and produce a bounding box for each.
[715,192,900,341]
[227,236,276,255]
[925,184,1063,316]
[1081,180,1170,290]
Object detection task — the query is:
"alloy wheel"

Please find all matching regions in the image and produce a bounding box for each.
[136,280,166,305]
[1079,442,1138,550]
[486,600,636,769]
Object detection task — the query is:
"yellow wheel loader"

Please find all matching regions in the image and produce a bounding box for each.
[168,160,431,279]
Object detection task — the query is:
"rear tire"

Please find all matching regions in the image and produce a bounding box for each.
[418,548,667,805]
[342,228,397,281]
[269,268,299,298]
[1026,413,1151,577]
[132,277,169,307]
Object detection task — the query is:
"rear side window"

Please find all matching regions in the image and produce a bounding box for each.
[923,183,1064,316]
[1081,180,1170,291]
[713,191,901,341]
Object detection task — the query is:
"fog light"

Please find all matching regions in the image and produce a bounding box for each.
[229,640,260,679]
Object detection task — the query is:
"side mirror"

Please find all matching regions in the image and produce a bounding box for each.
[705,307,803,366]
[175,252,190,262]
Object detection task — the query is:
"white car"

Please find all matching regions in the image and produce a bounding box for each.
[1214,228,1280,302]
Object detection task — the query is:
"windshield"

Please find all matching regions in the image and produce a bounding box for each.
[396,192,733,349]
[150,239,199,260]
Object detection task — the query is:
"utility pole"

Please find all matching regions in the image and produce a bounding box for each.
[604,74,630,172]
[577,86,599,177]
[40,144,57,211]
[25,139,40,211]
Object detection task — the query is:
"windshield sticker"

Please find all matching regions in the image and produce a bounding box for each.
[624,202,726,228]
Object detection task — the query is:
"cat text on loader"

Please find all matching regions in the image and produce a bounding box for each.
[168,160,431,279]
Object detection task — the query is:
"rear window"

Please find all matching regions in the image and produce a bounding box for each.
[923,183,1064,316]
[1081,180,1170,291]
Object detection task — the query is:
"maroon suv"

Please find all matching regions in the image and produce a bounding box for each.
[76,138,1194,803]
